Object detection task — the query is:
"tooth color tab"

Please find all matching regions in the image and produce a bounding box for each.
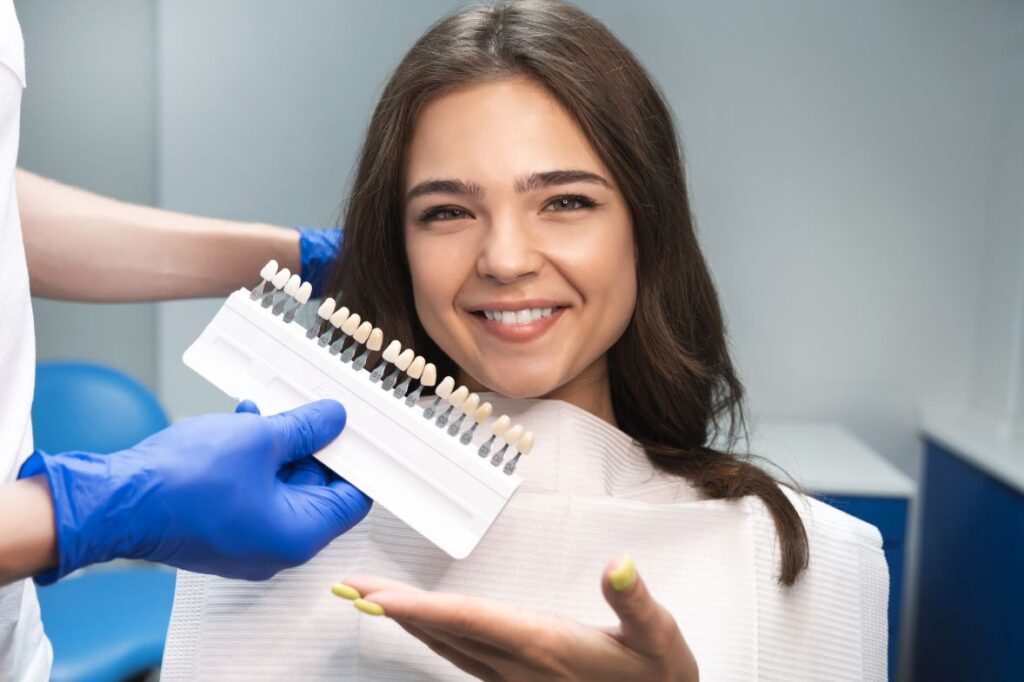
[503,424,524,445]
[259,259,279,280]
[284,274,302,296]
[318,298,336,319]
[517,431,535,455]
[271,268,291,289]
[473,402,493,422]
[395,349,415,371]
[407,356,426,379]
[295,282,313,304]
[491,415,511,435]
[367,328,384,351]
[330,307,350,328]
[435,376,455,399]
[353,321,372,343]
[420,363,437,387]
[341,314,361,335]
[462,393,480,414]
[448,386,469,407]
[382,340,402,363]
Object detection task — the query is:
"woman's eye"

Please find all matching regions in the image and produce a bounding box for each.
[420,206,470,222]
[545,195,596,212]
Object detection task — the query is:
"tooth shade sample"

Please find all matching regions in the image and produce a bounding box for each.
[283,274,302,296]
[329,307,350,328]
[448,386,469,407]
[502,424,524,445]
[461,393,480,415]
[473,402,493,423]
[367,328,384,352]
[395,349,415,371]
[435,376,455,399]
[317,298,337,319]
[353,321,373,343]
[420,363,437,387]
[381,340,402,363]
[491,415,511,435]
[341,314,361,335]
[271,268,291,289]
[517,431,535,455]
[407,356,426,379]
[295,282,313,304]
[259,259,279,280]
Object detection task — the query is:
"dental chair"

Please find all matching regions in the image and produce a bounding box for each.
[31,361,174,682]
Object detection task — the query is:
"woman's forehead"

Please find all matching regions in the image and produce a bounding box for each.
[403,77,612,193]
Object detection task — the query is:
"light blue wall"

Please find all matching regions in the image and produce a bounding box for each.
[17,0,159,390]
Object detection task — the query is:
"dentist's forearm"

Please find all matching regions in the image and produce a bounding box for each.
[18,169,300,302]
[0,476,57,586]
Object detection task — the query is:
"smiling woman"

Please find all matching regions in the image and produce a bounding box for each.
[163,1,888,680]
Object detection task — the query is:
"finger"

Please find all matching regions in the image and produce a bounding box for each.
[338,574,422,598]
[267,399,347,464]
[350,588,539,653]
[286,479,371,545]
[284,457,332,485]
[235,399,261,415]
[399,621,507,682]
[600,554,682,657]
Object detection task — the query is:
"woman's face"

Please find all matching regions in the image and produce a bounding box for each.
[403,77,636,401]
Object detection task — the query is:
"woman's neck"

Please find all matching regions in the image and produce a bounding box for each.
[459,356,618,428]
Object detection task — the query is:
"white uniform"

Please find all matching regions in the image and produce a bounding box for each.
[163,396,889,681]
[0,2,52,679]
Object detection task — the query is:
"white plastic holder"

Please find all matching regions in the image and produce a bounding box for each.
[183,289,522,559]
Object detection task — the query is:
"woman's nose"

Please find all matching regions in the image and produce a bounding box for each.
[476,218,542,284]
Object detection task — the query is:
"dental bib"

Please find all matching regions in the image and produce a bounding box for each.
[161,397,888,681]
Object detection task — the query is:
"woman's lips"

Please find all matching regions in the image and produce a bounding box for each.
[470,307,566,343]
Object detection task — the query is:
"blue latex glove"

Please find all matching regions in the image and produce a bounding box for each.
[19,399,371,584]
[296,226,343,298]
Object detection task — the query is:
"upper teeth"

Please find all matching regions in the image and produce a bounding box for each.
[483,308,555,324]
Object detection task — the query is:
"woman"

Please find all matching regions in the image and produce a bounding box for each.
[163,2,887,679]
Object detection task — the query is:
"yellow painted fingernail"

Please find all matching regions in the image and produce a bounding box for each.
[331,583,361,601]
[610,553,637,592]
[353,598,385,616]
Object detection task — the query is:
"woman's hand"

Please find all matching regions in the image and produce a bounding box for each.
[335,555,698,681]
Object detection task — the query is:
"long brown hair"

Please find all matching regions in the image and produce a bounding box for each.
[324,0,809,585]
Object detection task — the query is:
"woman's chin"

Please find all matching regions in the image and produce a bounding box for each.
[462,368,565,401]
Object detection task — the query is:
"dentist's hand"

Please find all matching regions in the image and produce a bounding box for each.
[20,399,371,583]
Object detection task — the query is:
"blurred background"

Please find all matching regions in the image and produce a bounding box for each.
[15,1,1023,681]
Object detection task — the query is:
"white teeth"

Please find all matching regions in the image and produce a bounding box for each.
[381,340,402,363]
[366,328,383,352]
[395,349,415,371]
[271,268,291,289]
[435,376,455,399]
[407,356,426,379]
[295,282,312,304]
[420,363,437,387]
[329,306,350,328]
[317,298,336,319]
[353,321,372,344]
[483,307,557,324]
[341,314,361,335]
[283,274,301,296]
[260,259,279,281]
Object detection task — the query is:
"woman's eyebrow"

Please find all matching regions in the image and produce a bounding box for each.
[406,179,484,203]
[514,169,610,193]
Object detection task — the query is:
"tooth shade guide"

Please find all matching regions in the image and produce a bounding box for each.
[395,349,415,371]
[259,259,279,281]
[341,314,362,335]
[447,386,469,408]
[271,268,291,289]
[516,431,535,455]
[491,415,511,435]
[330,308,350,328]
[318,298,337,319]
[435,377,455,399]
[502,424,524,446]
[461,393,480,415]
[382,340,402,363]
[283,274,301,296]
[367,328,384,352]
[473,402,493,422]
[295,282,312,304]
[420,363,438,387]
[407,356,426,380]
[353,322,373,344]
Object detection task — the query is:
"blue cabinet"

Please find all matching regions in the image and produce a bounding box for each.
[911,440,1024,681]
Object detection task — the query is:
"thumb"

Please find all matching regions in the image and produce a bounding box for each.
[267,399,348,465]
[235,399,261,415]
[601,554,682,657]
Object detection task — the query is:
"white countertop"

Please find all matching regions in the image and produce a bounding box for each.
[747,419,916,498]
[919,398,1024,493]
